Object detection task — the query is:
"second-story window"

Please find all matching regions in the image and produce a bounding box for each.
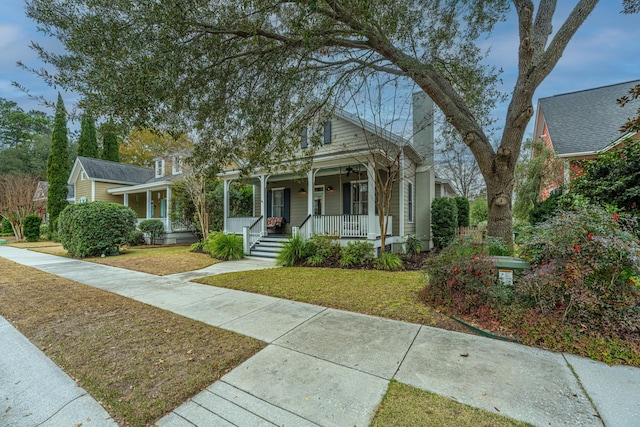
[172,156,183,175]
[155,159,165,178]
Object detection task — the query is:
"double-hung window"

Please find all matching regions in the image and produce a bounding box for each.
[272,188,284,217]
[351,181,368,215]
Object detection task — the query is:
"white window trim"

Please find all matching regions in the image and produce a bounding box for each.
[172,156,183,175]
[80,171,87,181]
[350,180,368,215]
[313,185,325,215]
[155,159,165,178]
[271,187,285,217]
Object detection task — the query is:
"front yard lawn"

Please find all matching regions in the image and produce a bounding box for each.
[195,268,467,332]
[0,257,265,426]
[17,242,219,275]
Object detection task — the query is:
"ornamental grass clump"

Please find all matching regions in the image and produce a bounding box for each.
[518,207,640,339]
[276,234,311,266]
[205,232,244,260]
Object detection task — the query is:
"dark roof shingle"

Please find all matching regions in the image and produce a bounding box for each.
[78,157,154,184]
[539,79,640,155]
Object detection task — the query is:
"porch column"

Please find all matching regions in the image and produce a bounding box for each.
[123,193,129,207]
[307,169,315,236]
[166,186,171,231]
[146,190,152,219]
[259,174,268,236]
[366,162,376,241]
[223,179,231,233]
[399,151,405,238]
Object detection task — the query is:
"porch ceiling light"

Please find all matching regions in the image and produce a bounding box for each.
[299,188,307,194]
[327,186,334,192]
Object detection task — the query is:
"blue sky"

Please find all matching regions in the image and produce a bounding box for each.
[1,1,638,137]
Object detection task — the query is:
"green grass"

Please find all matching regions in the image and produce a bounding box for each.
[371,381,532,427]
[195,268,465,331]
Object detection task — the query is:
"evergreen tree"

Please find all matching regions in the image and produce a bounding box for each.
[77,113,98,158]
[101,123,119,162]
[46,93,70,229]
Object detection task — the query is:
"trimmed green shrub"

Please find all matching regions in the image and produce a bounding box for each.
[374,252,404,271]
[189,240,205,253]
[454,196,470,228]
[126,229,146,246]
[58,202,137,257]
[205,233,244,260]
[306,233,340,263]
[23,214,42,242]
[139,219,165,244]
[339,240,374,268]
[39,223,49,239]
[517,206,640,338]
[1,217,13,235]
[431,197,458,250]
[276,234,310,266]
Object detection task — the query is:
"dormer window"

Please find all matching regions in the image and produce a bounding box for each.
[81,171,88,181]
[172,156,183,175]
[155,159,165,178]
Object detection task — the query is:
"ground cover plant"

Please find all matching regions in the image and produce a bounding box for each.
[0,258,265,426]
[371,380,531,427]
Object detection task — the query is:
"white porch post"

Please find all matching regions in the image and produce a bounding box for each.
[366,162,376,241]
[399,151,405,238]
[260,175,268,236]
[146,190,152,219]
[166,186,171,231]
[307,169,315,237]
[223,179,231,233]
[123,193,129,207]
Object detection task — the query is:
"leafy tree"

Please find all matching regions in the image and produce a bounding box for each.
[77,113,98,158]
[26,0,632,244]
[513,140,563,222]
[571,138,640,213]
[46,93,70,229]
[100,122,120,162]
[470,197,488,226]
[454,196,470,228]
[120,128,192,166]
[0,98,51,149]
[0,174,44,240]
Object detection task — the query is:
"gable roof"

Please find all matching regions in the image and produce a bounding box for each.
[74,156,155,185]
[538,79,640,156]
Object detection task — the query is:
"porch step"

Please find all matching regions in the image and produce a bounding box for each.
[249,235,289,259]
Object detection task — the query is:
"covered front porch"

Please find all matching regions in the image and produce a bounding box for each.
[222,161,401,253]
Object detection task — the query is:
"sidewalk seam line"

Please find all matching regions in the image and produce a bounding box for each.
[200,387,278,426]
[391,324,422,379]
[562,353,606,427]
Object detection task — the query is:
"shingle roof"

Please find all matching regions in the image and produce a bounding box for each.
[77,157,154,184]
[539,79,640,155]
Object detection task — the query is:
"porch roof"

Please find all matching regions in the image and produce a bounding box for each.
[107,180,173,195]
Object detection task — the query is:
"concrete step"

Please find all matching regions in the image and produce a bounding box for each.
[249,250,279,259]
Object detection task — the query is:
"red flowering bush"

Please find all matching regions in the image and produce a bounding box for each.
[518,207,640,339]
[422,238,511,315]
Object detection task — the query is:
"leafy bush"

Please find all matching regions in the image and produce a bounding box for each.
[305,254,326,267]
[138,219,165,244]
[405,235,423,255]
[518,206,640,338]
[58,202,137,257]
[374,252,404,271]
[454,197,470,228]
[276,234,310,266]
[205,232,244,260]
[339,240,374,268]
[485,236,512,256]
[307,234,340,259]
[189,240,205,253]
[431,197,458,250]
[126,229,146,246]
[469,197,488,226]
[23,214,42,242]
[39,223,48,239]
[1,218,13,235]
[422,238,510,315]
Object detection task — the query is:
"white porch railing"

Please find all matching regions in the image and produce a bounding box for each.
[243,216,264,253]
[310,215,392,238]
[227,216,261,234]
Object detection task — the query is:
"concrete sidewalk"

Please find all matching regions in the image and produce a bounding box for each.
[1,245,639,426]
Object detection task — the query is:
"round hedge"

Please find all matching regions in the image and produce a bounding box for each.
[59,201,137,257]
[431,197,458,250]
[23,214,43,242]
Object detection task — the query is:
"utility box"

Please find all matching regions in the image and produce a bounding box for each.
[493,256,530,286]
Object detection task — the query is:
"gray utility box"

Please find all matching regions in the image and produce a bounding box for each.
[492,256,531,286]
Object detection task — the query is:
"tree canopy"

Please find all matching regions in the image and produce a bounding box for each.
[26,0,623,243]
[46,93,70,228]
[120,129,192,166]
[0,97,51,149]
[77,113,98,158]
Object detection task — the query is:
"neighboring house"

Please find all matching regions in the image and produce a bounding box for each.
[32,181,76,221]
[67,151,195,243]
[221,93,448,256]
[533,79,640,200]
